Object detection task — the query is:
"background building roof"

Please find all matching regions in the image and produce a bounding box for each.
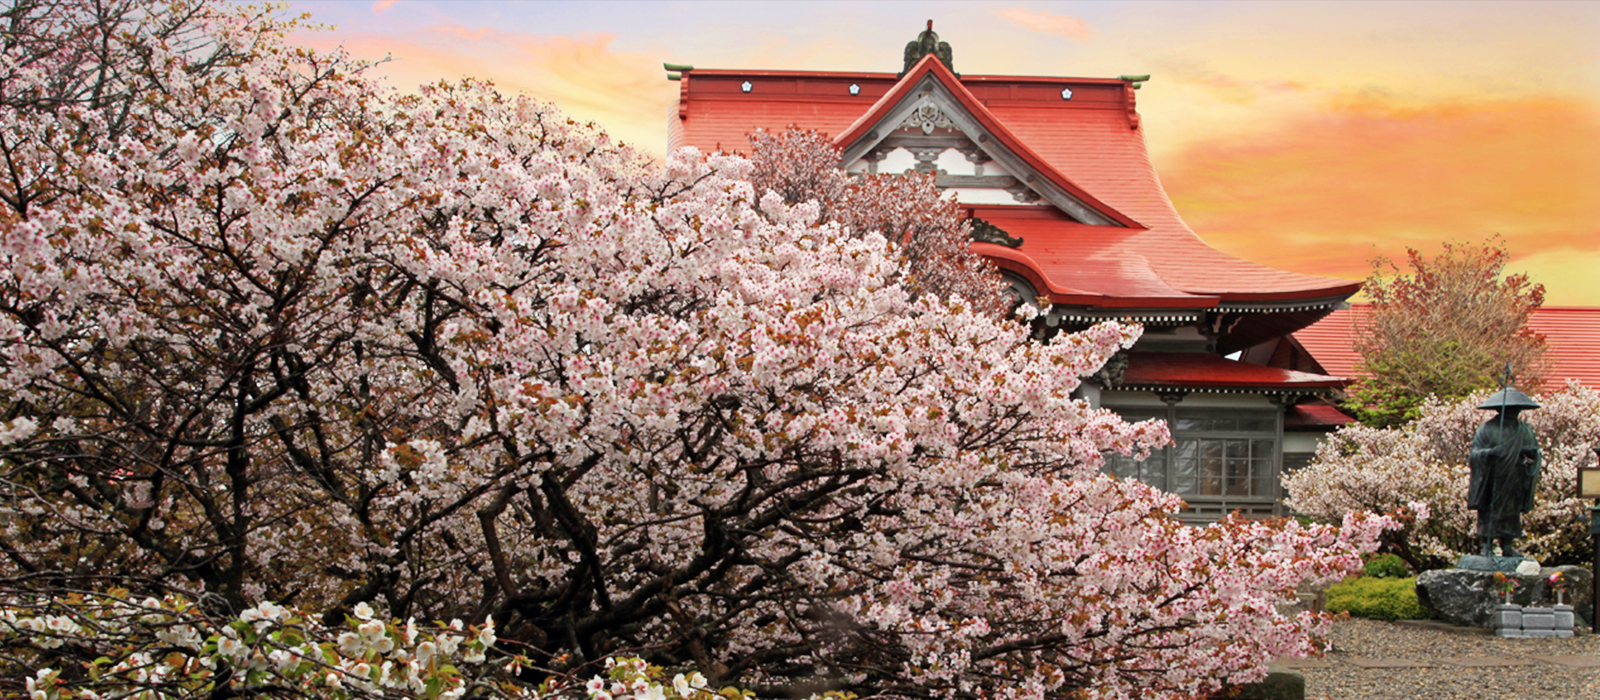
[1292,305,1600,390]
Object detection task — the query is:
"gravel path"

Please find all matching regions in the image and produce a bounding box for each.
[1291,617,1600,700]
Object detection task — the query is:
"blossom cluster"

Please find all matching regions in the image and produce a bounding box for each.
[0,592,501,700]
[582,658,718,700]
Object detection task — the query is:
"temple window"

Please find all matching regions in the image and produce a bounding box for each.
[1103,407,1281,516]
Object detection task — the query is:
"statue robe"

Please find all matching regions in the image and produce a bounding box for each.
[1467,417,1540,517]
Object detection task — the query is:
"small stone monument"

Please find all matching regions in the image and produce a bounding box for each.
[1490,601,1577,638]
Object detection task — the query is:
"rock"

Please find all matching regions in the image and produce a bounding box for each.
[1415,565,1593,628]
[1415,568,1500,627]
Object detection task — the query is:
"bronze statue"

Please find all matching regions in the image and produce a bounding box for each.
[1467,387,1542,557]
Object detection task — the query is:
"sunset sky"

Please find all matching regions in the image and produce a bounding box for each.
[281,0,1600,305]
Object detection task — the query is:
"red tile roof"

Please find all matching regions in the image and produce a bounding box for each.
[1292,305,1600,389]
[668,69,894,154]
[1529,307,1600,389]
[1284,404,1358,430]
[666,62,1361,309]
[971,207,1213,307]
[1122,352,1345,391]
[1289,307,1366,380]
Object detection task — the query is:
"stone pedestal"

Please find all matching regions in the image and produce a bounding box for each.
[1554,604,1576,637]
[1414,565,1592,629]
[1494,604,1523,637]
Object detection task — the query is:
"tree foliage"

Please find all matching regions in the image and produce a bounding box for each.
[1285,384,1600,570]
[1346,239,1548,427]
[0,2,1403,699]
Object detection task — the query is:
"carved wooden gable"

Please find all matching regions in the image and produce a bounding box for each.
[844,103,1045,207]
[836,58,1126,227]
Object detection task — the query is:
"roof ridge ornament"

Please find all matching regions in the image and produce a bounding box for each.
[968,217,1024,248]
[900,20,954,78]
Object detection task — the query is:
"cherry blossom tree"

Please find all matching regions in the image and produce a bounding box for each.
[0,2,1405,699]
[748,129,1010,317]
[1285,384,1600,570]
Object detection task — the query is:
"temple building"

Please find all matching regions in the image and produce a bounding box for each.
[665,24,1359,521]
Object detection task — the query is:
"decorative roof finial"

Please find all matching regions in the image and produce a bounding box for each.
[900,19,954,78]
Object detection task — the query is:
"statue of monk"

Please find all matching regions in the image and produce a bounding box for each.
[1467,388,1542,558]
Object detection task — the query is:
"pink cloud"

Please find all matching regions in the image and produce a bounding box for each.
[372,0,399,15]
[997,8,1092,40]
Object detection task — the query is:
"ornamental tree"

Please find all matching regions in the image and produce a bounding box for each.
[0,2,1401,699]
[1285,383,1600,570]
[748,129,1011,317]
[1346,239,1548,427]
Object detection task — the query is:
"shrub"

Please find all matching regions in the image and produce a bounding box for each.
[1363,553,1411,578]
[1325,576,1432,621]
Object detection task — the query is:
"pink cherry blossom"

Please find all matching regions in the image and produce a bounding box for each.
[0,2,1402,699]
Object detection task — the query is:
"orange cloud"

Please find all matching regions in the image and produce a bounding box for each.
[372,0,399,15]
[996,8,1092,40]
[293,26,678,156]
[444,26,491,41]
[1161,96,1600,304]
[1143,59,1309,108]
[1186,75,1306,106]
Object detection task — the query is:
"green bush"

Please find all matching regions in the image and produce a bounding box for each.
[1325,576,1431,621]
[1362,553,1411,578]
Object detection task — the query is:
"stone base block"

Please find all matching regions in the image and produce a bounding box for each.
[1522,608,1556,630]
[1494,604,1523,631]
[1554,605,1575,630]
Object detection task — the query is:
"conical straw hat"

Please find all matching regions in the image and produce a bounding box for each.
[1476,388,1540,411]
